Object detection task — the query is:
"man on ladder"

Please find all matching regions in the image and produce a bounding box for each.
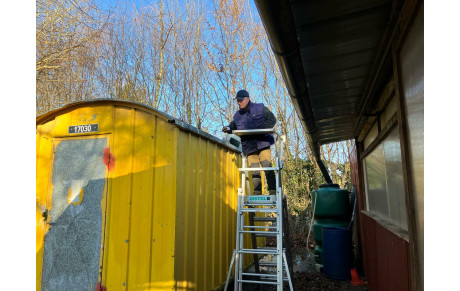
[222,89,277,195]
[223,89,294,290]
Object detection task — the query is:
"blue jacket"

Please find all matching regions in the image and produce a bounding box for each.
[232,102,275,154]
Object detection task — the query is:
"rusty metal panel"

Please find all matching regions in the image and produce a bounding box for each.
[36,100,247,290]
[361,213,378,290]
[361,213,410,291]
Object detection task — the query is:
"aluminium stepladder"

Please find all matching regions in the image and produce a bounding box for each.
[224,128,294,291]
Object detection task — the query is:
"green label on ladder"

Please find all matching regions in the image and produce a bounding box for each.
[244,195,276,203]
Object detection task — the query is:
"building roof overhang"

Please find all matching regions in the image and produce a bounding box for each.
[254,0,400,161]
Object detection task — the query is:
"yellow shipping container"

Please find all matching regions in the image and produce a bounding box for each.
[36,100,263,290]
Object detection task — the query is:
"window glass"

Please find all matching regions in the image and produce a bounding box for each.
[364,126,408,230]
[364,143,388,218]
[383,128,407,229]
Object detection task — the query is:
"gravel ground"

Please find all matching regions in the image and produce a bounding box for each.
[287,249,369,291]
[228,233,369,291]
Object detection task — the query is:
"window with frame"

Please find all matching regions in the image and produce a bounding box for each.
[363,125,408,231]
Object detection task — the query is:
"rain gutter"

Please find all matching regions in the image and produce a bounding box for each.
[254,0,333,184]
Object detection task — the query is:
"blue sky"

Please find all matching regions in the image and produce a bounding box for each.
[94,0,259,15]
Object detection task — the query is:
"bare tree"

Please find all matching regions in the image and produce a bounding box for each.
[36,0,106,114]
[36,0,352,195]
[204,0,258,124]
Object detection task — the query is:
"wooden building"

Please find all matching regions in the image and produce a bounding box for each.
[255,0,424,289]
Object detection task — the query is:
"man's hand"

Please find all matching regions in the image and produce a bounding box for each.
[222,126,230,133]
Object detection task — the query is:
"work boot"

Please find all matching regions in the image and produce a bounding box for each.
[253,190,262,195]
[269,189,276,195]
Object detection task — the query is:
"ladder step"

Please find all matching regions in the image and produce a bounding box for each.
[258,261,277,267]
[243,224,277,229]
[239,248,279,255]
[255,233,278,237]
[259,276,291,281]
[243,225,277,229]
[240,230,279,235]
[241,273,277,278]
[236,279,279,285]
[240,209,278,213]
[243,271,290,281]
[239,167,279,172]
[244,203,277,207]
[253,217,276,222]
[250,275,290,281]
[256,246,277,251]
[254,247,286,252]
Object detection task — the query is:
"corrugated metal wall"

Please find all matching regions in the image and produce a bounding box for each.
[352,131,411,290]
[361,213,411,291]
[101,107,179,290]
[175,132,239,290]
[36,100,258,290]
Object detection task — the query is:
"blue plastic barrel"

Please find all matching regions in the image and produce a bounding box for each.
[322,227,351,280]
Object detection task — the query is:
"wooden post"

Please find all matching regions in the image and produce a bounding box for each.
[392,44,420,291]
[354,140,368,276]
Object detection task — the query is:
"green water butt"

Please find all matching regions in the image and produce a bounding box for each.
[312,184,351,219]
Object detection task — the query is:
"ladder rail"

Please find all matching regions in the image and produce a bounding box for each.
[224,250,236,291]
[276,157,283,290]
[283,251,294,291]
[234,156,246,291]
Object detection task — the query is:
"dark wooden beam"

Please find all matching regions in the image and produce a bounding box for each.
[354,0,406,133]
[359,112,398,159]
[357,78,395,142]
[390,1,424,289]
[355,139,368,276]
[394,0,424,50]
[392,42,420,291]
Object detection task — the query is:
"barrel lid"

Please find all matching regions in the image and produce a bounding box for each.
[319,183,340,188]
